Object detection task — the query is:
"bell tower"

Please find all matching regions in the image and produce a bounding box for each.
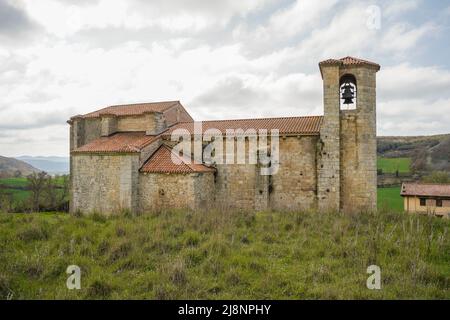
[318,57,380,212]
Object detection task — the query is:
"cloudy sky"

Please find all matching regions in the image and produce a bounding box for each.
[1,0,449,157]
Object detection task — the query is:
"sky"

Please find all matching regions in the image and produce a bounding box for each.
[0,0,450,157]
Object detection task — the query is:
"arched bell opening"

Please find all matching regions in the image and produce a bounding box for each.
[339,74,357,110]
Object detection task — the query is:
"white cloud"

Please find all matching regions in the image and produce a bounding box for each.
[383,0,420,18]
[379,63,450,101]
[22,0,271,37]
[0,0,449,156]
[379,22,434,54]
[378,98,450,136]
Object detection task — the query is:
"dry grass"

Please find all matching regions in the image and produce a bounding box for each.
[0,209,448,299]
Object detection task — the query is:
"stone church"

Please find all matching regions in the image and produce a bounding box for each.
[68,57,380,214]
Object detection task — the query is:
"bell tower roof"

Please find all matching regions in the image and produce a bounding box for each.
[319,56,380,77]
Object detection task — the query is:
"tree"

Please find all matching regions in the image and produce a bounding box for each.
[27,171,48,211]
[422,171,450,184]
[60,175,70,202]
[44,175,58,210]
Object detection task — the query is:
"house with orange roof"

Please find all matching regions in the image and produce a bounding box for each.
[68,57,380,214]
[401,182,450,218]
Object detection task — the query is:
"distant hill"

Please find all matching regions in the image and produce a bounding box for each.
[0,156,41,178]
[377,133,450,172]
[15,156,69,175]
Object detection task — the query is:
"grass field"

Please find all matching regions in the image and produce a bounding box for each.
[0,178,29,188]
[0,177,67,208]
[0,178,32,204]
[0,177,66,188]
[0,210,448,300]
[378,186,403,212]
[377,157,411,174]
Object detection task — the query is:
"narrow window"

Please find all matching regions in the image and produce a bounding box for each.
[436,199,443,207]
[419,198,426,206]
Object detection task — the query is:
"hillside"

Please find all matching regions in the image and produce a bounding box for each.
[16,156,69,174]
[377,134,450,172]
[0,210,448,299]
[0,156,41,178]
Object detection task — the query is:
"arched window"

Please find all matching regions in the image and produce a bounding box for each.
[340,74,357,110]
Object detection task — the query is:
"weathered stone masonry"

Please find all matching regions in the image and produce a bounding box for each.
[68,57,379,214]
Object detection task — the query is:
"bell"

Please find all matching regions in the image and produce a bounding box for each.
[341,83,354,104]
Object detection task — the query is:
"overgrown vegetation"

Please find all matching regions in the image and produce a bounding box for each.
[0,209,448,300]
[422,171,450,184]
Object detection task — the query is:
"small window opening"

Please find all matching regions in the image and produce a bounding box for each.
[340,74,357,110]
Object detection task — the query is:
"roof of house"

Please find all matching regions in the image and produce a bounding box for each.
[72,132,159,153]
[400,182,450,197]
[72,101,181,119]
[162,115,323,137]
[141,145,215,174]
[319,56,381,71]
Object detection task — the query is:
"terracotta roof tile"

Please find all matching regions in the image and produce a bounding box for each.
[401,182,450,197]
[319,56,380,71]
[72,132,159,153]
[141,145,215,174]
[77,101,181,119]
[162,116,323,137]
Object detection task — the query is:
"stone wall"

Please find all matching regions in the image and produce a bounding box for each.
[101,116,118,136]
[210,136,318,212]
[138,172,214,212]
[193,173,215,209]
[339,66,377,212]
[71,153,139,214]
[117,114,157,132]
[318,62,378,213]
[270,136,318,212]
[214,163,259,211]
[317,64,341,212]
[84,119,102,145]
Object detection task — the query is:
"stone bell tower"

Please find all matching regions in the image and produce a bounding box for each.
[318,57,380,212]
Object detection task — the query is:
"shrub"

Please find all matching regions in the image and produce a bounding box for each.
[86,280,113,299]
[115,226,127,237]
[0,274,11,299]
[183,231,201,247]
[168,259,187,286]
[109,241,133,262]
[17,225,49,241]
[91,212,107,223]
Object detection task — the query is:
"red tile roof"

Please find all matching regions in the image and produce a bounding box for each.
[74,101,181,119]
[162,116,323,137]
[72,132,159,153]
[319,56,380,71]
[141,145,215,174]
[401,183,450,197]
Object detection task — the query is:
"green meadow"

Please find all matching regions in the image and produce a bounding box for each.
[377,186,403,212]
[377,157,411,174]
